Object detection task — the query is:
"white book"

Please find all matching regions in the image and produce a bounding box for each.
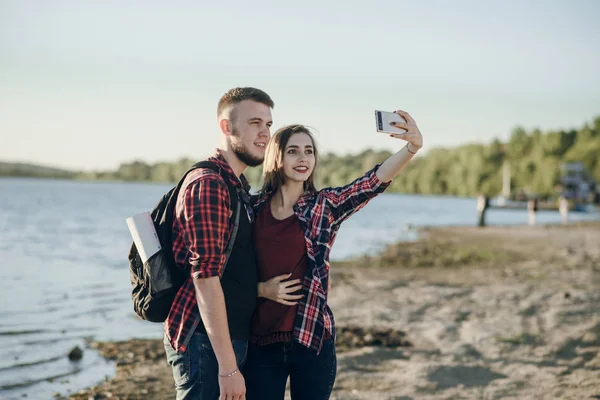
[126,212,162,264]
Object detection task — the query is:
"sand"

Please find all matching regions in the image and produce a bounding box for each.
[65,222,600,400]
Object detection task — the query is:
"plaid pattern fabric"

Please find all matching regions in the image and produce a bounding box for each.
[253,165,390,354]
[165,151,251,353]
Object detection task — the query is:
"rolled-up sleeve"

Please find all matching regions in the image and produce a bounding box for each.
[179,173,231,279]
[321,164,391,226]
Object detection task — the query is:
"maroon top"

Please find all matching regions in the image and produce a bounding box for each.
[251,201,309,345]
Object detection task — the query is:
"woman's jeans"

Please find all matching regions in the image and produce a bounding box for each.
[163,332,248,400]
[243,338,337,400]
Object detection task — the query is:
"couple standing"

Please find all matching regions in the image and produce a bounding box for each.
[162,87,423,400]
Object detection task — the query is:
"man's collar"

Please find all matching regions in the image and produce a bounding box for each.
[212,149,251,193]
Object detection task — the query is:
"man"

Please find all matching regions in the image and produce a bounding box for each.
[163,87,274,400]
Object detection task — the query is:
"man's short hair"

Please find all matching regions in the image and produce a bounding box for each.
[217,87,274,121]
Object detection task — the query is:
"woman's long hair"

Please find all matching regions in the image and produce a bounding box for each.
[260,124,319,194]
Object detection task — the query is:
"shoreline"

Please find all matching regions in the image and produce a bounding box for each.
[63,222,600,400]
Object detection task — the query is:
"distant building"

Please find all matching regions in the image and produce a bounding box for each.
[559,162,596,202]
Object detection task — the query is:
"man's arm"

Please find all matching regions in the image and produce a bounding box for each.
[193,277,240,374]
[180,173,245,398]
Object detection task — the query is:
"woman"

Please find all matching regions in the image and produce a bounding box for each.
[243,110,423,399]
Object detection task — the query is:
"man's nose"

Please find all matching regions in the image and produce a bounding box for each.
[259,126,270,138]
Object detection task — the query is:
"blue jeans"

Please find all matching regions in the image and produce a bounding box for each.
[163,332,248,400]
[243,338,337,400]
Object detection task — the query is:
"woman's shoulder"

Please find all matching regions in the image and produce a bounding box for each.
[296,189,328,208]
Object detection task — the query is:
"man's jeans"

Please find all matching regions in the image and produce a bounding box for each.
[243,338,337,400]
[163,332,248,400]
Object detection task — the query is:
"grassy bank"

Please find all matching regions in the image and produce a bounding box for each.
[335,221,600,270]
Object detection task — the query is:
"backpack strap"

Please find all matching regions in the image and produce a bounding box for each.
[183,161,242,278]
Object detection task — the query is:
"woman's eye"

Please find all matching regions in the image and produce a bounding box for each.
[306,150,313,154]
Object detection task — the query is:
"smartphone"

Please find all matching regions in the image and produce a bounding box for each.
[375,110,407,134]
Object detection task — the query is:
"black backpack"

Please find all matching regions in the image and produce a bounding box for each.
[128,161,241,322]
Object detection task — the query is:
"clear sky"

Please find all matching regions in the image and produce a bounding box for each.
[1,0,599,171]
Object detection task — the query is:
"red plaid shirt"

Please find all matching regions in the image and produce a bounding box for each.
[253,165,390,354]
[164,151,251,353]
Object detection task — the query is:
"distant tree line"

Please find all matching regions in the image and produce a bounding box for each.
[0,162,75,179]
[315,115,599,198]
[3,116,599,198]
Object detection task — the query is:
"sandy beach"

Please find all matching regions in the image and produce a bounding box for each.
[65,222,600,400]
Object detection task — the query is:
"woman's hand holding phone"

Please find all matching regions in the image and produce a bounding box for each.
[388,110,423,152]
[375,109,423,153]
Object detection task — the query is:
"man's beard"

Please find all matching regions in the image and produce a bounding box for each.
[230,127,264,167]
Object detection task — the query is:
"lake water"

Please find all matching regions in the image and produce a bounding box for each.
[1,178,598,399]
